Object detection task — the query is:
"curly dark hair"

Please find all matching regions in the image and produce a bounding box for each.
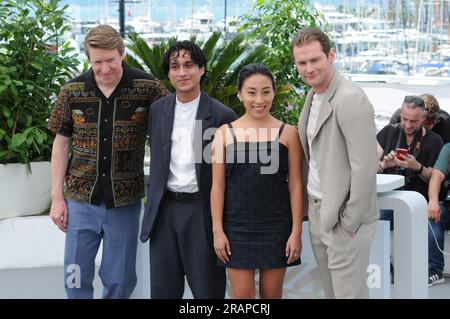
[161,41,207,78]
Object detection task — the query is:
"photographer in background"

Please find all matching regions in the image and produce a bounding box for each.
[377,95,444,285]
[389,93,450,144]
[377,95,443,198]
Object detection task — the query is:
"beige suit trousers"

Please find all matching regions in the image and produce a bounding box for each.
[308,195,377,299]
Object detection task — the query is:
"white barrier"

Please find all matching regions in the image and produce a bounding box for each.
[376,174,428,298]
[377,190,428,298]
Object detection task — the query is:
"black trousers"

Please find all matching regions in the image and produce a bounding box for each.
[149,195,226,299]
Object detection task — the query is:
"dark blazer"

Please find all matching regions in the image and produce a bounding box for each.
[140,91,238,243]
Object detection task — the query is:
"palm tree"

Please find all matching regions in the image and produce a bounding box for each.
[126,32,291,116]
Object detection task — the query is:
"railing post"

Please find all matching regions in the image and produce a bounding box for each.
[378,190,428,298]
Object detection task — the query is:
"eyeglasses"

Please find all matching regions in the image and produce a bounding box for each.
[403,96,425,108]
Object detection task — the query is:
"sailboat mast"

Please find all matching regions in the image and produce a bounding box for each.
[191,0,195,32]
[148,0,152,21]
[413,0,423,74]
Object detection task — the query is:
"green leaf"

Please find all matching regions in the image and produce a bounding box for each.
[2,106,10,118]
[0,150,9,160]
[0,85,8,93]
[30,62,43,71]
[0,66,9,74]
[35,131,44,145]
[10,84,17,96]
[7,118,13,128]
[32,140,42,155]
[11,133,26,148]
[26,134,34,145]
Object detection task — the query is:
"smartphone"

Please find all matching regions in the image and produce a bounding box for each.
[396,148,408,160]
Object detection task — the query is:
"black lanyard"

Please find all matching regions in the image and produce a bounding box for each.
[395,125,423,158]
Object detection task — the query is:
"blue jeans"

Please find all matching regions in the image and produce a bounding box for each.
[64,199,141,299]
[428,203,450,275]
[380,204,450,275]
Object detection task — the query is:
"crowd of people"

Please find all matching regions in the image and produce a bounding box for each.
[47,24,450,299]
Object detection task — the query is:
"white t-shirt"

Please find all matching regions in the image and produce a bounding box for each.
[167,94,200,193]
[306,92,325,199]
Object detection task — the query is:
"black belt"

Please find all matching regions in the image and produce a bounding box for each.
[164,190,200,203]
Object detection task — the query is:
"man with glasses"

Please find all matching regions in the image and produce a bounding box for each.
[389,93,450,144]
[378,96,443,191]
[377,95,444,285]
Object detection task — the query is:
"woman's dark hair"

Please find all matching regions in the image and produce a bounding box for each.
[237,63,275,91]
[161,41,207,77]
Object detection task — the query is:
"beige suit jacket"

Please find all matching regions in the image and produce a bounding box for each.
[298,71,379,234]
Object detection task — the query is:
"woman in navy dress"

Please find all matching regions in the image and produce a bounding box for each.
[211,64,303,299]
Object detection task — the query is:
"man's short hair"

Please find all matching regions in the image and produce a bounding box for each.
[161,41,207,77]
[291,27,332,57]
[402,95,426,110]
[84,24,125,60]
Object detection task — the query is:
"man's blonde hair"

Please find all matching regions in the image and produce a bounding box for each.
[84,24,125,59]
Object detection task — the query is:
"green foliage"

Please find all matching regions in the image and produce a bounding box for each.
[127,32,291,117]
[241,0,328,125]
[0,0,79,164]
[242,0,327,86]
[271,94,305,126]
